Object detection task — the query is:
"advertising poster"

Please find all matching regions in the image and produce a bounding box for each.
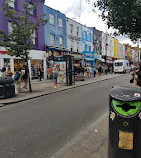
[54,61,66,84]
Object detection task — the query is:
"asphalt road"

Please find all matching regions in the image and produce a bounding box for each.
[0,74,130,158]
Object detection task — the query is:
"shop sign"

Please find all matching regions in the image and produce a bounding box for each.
[85,41,92,46]
[68,35,81,41]
[85,53,93,57]
[0,51,8,54]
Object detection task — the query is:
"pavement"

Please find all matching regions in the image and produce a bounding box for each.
[0,73,123,105]
[55,113,108,158]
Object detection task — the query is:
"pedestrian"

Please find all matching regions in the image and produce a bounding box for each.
[38,65,43,81]
[52,67,58,88]
[93,65,97,78]
[86,65,89,78]
[137,64,141,87]
[105,65,108,75]
[22,65,28,89]
[89,66,92,78]
[134,64,140,87]
[14,68,22,93]
[1,67,6,77]
[98,65,102,76]
[6,67,14,77]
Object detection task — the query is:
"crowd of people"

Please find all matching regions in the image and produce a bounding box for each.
[130,64,141,88]
[0,64,28,94]
[74,64,109,78]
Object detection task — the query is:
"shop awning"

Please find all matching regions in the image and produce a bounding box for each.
[47,46,69,52]
[70,54,82,60]
[85,58,95,61]
[97,58,105,62]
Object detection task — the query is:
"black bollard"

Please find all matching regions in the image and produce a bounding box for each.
[109,86,141,158]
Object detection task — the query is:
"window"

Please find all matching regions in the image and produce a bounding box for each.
[84,31,86,39]
[89,46,91,52]
[94,33,96,40]
[71,48,73,52]
[9,0,16,8]
[59,18,63,28]
[31,30,37,45]
[49,14,54,25]
[50,34,55,45]
[84,45,87,51]
[77,42,79,52]
[70,24,73,34]
[29,3,36,15]
[60,36,63,47]
[8,22,13,34]
[115,62,123,66]
[76,27,79,36]
[89,33,91,41]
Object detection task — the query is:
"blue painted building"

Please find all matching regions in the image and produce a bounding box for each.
[82,25,95,68]
[44,5,68,58]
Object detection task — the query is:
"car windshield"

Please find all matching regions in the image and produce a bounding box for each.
[115,62,123,66]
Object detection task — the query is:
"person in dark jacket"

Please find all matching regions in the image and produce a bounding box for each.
[22,65,28,89]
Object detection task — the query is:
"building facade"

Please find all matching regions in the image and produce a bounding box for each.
[0,0,47,80]
[44,5,67,60]
[66,17,82,63]
[93,27,102,56]
[118,43,125,59]
[82,25,94,68]
[114,38,119,59]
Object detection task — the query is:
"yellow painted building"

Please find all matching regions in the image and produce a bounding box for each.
[114,38,119,58]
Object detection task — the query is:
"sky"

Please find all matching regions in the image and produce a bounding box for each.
[44,0,139,47]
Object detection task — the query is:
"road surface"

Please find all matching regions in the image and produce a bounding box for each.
[0,74,130,158]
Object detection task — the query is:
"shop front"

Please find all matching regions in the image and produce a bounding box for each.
[69,53,82,66]
[0,47,47,80]
[83,51,95,68]
[46,45,69,79]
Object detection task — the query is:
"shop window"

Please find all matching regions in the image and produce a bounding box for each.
[8,0,16,8]
[60,36,63,47]
[84,31,87,39]
[89,33,91,42]
[31,30,37,45]
[89,46,91,52]
[49,14,54,25]
[50,34,55,46]
[76,27,79,36]
[31,60,44,80]
[84,45,87,51]
[59,18,63,28]
[28,3,36,15]
[70,24,73,34]
[8,22,13,34]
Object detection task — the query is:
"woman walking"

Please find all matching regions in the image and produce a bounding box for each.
[52,67,58,88]
[38,65,43,81]
[14,68,22,93]
[93,65,97,78]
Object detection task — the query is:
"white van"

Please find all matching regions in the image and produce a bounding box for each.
[114,60,131,73]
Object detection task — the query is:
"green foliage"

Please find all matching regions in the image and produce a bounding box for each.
[95,0,141,40]
[0,0,48,58]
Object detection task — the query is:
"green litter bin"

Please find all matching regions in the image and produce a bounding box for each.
[109,86,141,158]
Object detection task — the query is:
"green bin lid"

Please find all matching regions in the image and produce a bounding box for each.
[110,86,141,102]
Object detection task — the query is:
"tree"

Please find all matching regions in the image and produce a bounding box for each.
[0,0,48,92]
[94,0,141,41]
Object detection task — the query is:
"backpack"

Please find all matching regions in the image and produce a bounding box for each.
[137,72,141,86]
[14,72,20,81]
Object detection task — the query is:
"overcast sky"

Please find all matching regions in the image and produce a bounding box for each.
[44,0,139,47]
